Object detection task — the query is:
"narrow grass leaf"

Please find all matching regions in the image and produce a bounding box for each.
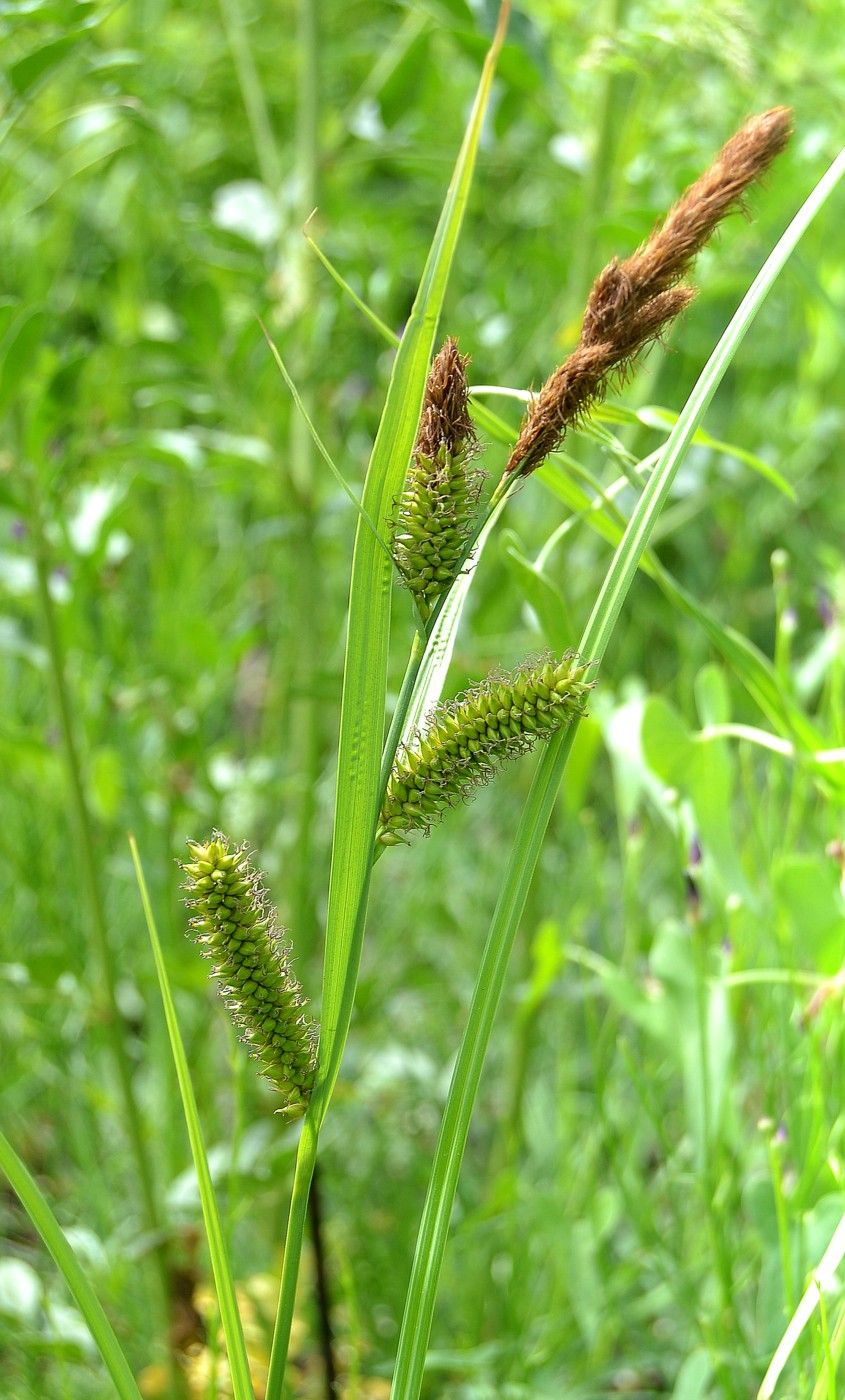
[760,1210,845,1399]
[305,228,401,348]
[129,837,254,1400]
[260,322,394,564]
[811,1300,845,1400]
[596,400,796,499]
[391,144,845,1400]
[0,1129,143,1400]
[533,450,831,756]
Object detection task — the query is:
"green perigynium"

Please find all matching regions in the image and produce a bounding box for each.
[378,654,595,846]
[393,336,485,620]
[182,834,317,1119]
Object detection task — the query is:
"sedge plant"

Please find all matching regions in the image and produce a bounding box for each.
[4,8,845,1398]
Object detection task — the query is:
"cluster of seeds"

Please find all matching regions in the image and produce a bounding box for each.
[182,835,317,1119]
[393,337,485,619]
[378,655,594,845]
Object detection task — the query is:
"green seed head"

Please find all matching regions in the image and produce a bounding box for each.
[393,337,485,620]
[182,834,317,1119]
[377,654,595,846]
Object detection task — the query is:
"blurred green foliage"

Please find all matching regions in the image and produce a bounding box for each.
[1,0,844,1396]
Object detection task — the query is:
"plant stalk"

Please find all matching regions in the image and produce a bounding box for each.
[25,469,178,1382]
[217,0,283,195]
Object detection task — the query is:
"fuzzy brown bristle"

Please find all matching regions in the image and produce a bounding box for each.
[415,336,476,463]
[617,106,794,309]
[505,107,792,478]
[392,336,485,620]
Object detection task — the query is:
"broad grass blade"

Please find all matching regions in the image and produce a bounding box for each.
[391,144,845,1400]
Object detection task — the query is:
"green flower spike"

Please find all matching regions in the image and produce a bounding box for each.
[378,653,595,846]
[182,834,317,1119]
[393,336,485,620]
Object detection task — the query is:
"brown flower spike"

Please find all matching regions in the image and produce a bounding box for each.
[392,337,485,619]
[415,335,475,462]
[505,107,792,477]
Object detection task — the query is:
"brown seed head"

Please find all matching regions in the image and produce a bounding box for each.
[392,336,484,619]
[617,105,794,310]
[415,336,476,462]
[505,107,792,477]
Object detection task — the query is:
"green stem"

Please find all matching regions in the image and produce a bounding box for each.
[390,722,579,1399]
[379,629,427,789]
[267,1113,319,1396]
[25,471,175,1371]
[268,16,512,1379]
[217,0,283,194]
[270,513,499,1374]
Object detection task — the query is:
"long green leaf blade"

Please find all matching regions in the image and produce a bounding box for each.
[0,1129,144,1400]
[129,837,254,1400]
[391,144,845,1400]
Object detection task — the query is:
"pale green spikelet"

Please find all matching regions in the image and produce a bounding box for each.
[377,654,595,846]
[182,834,317,1119]
[393,336,485,620]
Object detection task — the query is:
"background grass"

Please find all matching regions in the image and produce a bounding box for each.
[1,2,844,1397]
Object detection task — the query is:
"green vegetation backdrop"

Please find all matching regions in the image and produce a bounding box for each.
[1,2,844,1397]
